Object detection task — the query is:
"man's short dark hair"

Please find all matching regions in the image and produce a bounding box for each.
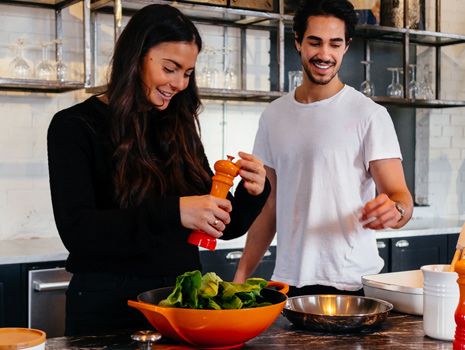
[293,0,358,43]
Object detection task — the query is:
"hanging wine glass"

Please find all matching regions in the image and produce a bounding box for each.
[408,64,421,100]
[35,42,54,80]
[223,48,238,90]
[419,64,434,100]
[360,60,375,97]
[386,67,404,98]
[9,38,31,79]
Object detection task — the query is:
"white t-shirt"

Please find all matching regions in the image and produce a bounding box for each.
[253,85,402,290]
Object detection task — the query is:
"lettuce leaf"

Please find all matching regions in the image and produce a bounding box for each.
[158,270,271,310]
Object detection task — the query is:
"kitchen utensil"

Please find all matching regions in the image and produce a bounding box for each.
[421,264,459,341]
[362,269,423,315]
[187,155,240,251]
[453,258,465,348]
[128,281,288,349]
[282,294,393,332]
[0,328,46,350]
[449,222,465,272]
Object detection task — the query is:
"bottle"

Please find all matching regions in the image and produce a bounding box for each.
[454,258,465,349]
[187,155,240,251]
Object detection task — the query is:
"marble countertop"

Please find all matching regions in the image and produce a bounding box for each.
[45,313,452,349]
[1,217,463,265]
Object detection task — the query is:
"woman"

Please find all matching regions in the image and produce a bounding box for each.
[47,4,269,336]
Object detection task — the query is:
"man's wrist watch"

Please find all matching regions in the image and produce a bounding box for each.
[395,202,406,222]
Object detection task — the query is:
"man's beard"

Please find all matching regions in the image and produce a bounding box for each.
[303,60,339,85]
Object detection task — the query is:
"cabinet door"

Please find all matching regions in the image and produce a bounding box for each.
[200,246,276,281]
[447,233,460,262]
[391,235,447,272]
[0,264,24,327]
[377,239,390,273]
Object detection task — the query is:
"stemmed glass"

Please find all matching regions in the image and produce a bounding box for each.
[419,64,434,100]
[201,47,220,88]
[35,42,54,80]
[9,38,31,79]
[408,64,421,100]
[386,67,404,98]
[360,60,375,97]
[223,48,238,90]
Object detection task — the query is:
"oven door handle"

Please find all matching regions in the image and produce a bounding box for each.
[33,281,70,292]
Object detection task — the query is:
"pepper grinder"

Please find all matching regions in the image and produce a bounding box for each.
[454,259,465,349]
[187,155,240,251]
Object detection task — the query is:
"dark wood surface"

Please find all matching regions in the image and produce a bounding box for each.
[45,313,453,349]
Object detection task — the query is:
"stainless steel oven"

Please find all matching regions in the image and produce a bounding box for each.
[28,267,72,337]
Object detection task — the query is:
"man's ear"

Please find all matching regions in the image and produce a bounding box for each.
[294,36,301,53]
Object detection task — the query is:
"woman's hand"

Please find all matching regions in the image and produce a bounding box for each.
[236,151,266,196]
[180,195,232,238]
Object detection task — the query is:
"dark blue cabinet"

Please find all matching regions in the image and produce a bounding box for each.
[200,246,276,281]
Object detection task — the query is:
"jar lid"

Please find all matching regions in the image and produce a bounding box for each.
[0,328,46,350]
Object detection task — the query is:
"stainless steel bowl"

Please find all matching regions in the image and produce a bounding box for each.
[282,294,393,332]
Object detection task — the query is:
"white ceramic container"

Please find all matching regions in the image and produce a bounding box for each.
[421,264,459,341]
[362,269,423,315]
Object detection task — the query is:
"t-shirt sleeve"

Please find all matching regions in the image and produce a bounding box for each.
[363,107,402,171]
[253,113,274,169]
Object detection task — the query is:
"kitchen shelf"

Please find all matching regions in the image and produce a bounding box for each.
[1,0,80,9]
[0,78,84,93]
[86,85,285,102]
[91,0,293,27]
[355,25,465,47]
[372,96,465,109]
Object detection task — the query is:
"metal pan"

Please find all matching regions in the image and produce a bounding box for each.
[282,294,393,332]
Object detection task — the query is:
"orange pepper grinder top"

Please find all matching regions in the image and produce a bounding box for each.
[454,259,465,350]
[187,155,240,251]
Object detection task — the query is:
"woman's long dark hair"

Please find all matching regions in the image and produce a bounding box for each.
[106,4,210,208]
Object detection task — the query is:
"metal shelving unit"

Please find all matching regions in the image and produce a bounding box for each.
[84,0,290,100]
[0,0,87,92]
[2,0,465,108]
[358,0,465,108]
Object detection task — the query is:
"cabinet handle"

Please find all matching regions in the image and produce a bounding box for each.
[33,281,70,292]
[377,241,386,249]
[395,240,410,248]
[226,251,243,260]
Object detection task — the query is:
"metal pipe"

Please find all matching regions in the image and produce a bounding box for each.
[403,32,410,99]
[55,8,63,81]
[114,0,123,41]
[83,0,92,87]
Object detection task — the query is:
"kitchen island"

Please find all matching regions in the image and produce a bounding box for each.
[45,313,452,349]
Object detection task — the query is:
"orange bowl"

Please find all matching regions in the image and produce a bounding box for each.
[128,281,288,349]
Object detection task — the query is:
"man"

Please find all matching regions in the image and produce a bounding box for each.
[233,0,413,296]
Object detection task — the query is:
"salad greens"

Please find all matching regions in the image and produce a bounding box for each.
[158,270,271,310]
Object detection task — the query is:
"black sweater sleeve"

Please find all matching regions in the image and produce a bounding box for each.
[47,109,185,260]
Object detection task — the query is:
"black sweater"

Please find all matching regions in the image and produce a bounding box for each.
[47,96,270,277]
